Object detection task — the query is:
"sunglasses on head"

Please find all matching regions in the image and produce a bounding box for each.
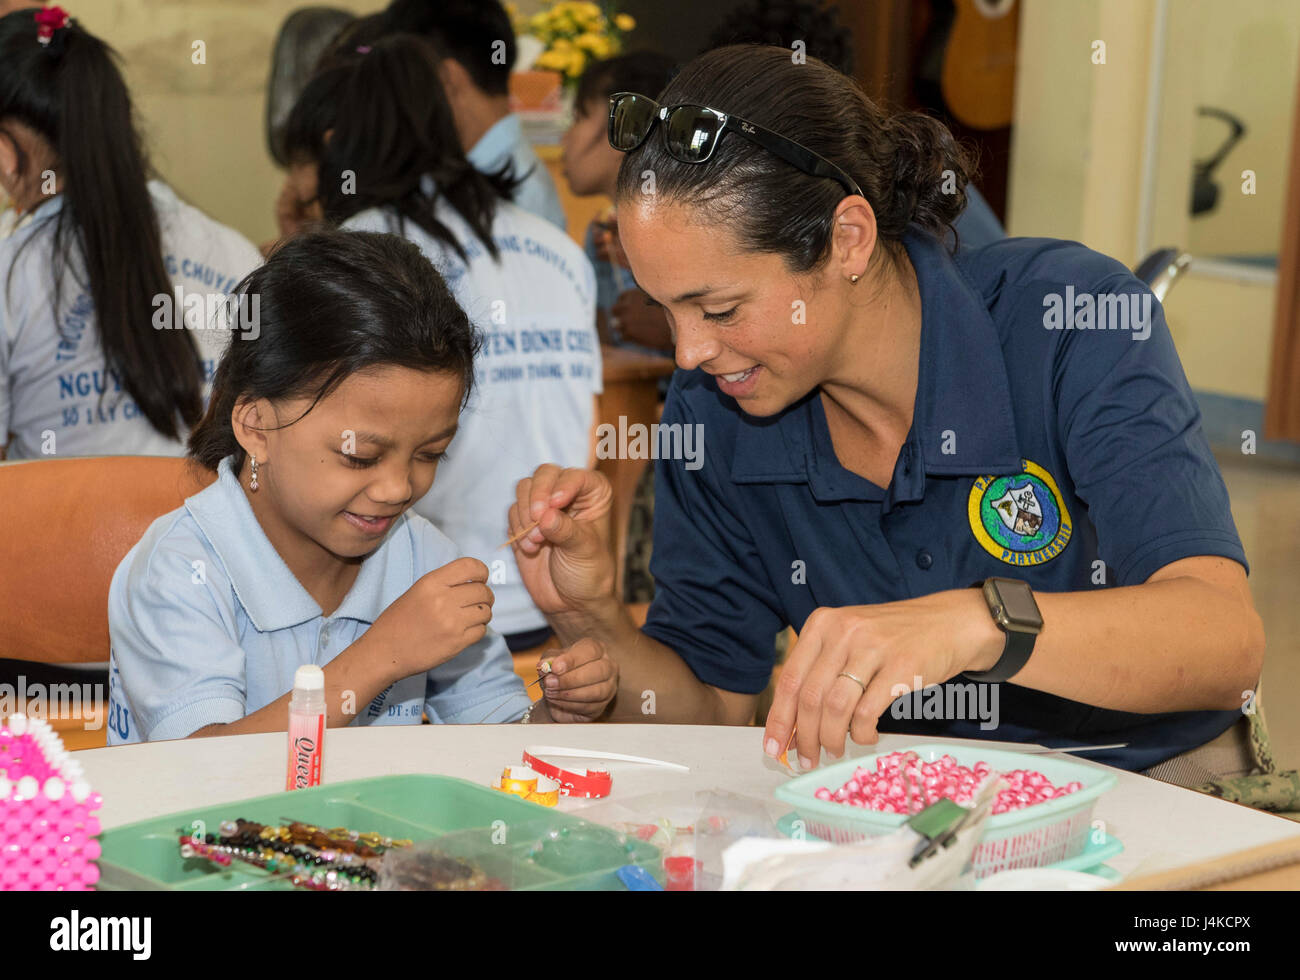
[607,91,865,200]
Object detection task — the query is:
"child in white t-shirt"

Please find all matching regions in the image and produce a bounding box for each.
[0,10,261,459]
[281,33,601,650]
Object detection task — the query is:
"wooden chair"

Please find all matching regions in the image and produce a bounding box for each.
[510,347,674,685]
[0,456,216,748]
[592,345,675,600]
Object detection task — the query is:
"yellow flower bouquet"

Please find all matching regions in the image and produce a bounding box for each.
[508,1,637,88]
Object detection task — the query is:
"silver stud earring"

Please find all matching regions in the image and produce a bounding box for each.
[249,455,259,491]
[850,274,860,284]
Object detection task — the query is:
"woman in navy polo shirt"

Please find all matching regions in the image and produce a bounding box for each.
[510,46,1265,787]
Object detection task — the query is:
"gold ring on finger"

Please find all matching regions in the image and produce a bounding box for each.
[837,671,867,694]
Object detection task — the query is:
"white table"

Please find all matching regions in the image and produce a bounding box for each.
[76,725,1300,881]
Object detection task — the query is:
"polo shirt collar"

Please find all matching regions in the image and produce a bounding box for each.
[730,226,1021,501]
[467,113,522,174]
[185,456,415,631]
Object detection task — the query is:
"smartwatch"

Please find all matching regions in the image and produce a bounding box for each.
[964,577,1043,683]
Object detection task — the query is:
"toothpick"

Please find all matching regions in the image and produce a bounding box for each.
[499,521,539,550]
[497,507,583,550]
[526,660,554,688]
[778,726,799,772]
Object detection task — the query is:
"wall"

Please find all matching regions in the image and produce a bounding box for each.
[1008,0,1289,402]
[1173,0,1300,260]
[76,0,384,249]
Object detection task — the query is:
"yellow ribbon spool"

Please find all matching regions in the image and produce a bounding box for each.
[500,765,539,795]
[526,775,560,807]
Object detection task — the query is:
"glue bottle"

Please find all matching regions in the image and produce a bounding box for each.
[286,664,325,791]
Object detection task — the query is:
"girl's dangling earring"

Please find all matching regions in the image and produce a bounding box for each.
[249,455,259,491]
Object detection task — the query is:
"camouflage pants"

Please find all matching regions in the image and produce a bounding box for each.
[1146,685,1299,810]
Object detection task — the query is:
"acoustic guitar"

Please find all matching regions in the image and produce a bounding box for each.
[940,0,1019,131]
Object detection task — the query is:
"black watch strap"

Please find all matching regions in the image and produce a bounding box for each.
[964,627,1035,683]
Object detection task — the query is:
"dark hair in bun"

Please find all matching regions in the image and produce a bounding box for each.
[615,44,975,272]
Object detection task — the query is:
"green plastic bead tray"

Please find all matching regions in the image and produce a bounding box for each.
[95,774,662,891]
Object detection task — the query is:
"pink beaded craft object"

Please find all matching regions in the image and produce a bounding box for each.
[0,714,103,890]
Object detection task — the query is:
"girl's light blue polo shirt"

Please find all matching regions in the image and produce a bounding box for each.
[105,456,531,744]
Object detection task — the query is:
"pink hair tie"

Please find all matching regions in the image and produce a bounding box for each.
[34,5,72,46]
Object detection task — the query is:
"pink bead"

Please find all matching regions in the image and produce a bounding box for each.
[815,787,832,801]
[80,864,100,884]
[82,839,100,860]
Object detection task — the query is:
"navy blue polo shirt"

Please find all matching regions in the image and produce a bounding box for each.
[642,227,1248,772]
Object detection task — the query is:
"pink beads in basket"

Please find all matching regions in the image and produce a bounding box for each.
[814,752,1083,816]
[0,714,103,890]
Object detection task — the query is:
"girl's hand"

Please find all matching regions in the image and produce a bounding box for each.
[591,210,629,268]
[370,557,496,678]
[610,288,673,352]
[536,638,618,722]
[762,590,1005,769]
[508,465,616,617]
[273,179,322,241]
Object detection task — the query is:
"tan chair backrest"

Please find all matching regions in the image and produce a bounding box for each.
[0,456,217,663]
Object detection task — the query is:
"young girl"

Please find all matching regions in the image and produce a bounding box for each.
[105,230,616,744]
[282,35,600,653]
[0,8,262,460]
[562,52,677,356]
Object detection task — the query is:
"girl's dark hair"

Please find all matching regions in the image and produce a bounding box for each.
[189,229,481,473]
[0,10,202,440]
[575,51,678,116]
[312,11,388,73]
[284,33,516,264]
[704,0,854,77]
[615,45,974,272]
[383,0,515,97]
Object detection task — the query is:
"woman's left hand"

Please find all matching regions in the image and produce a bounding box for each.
[763,589,1005,768]
[535,637,619,723]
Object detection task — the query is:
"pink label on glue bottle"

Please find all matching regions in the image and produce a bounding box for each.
[286,714,324,790]
[286,664,326,790]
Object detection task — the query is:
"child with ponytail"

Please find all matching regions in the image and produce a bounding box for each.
[0,6,261,460]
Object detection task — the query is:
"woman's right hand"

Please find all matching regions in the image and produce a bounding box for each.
[509,465,616,617]
[369,556,495,678]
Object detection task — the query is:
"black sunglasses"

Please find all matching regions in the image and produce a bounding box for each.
[607,92,865,200]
